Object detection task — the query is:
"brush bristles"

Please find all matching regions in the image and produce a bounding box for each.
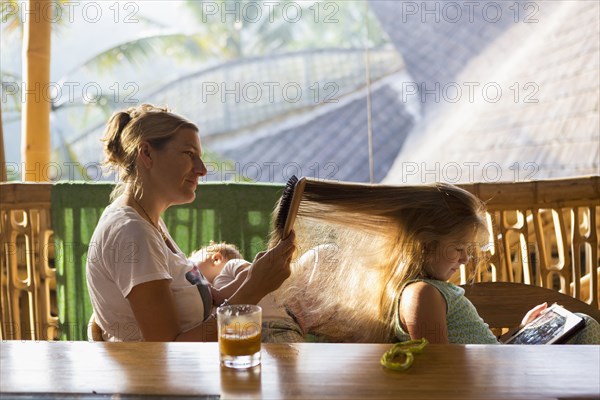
[276,175,299,230]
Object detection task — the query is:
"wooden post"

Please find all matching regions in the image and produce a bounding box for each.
[21,0,52,182]
[0,105,6,182]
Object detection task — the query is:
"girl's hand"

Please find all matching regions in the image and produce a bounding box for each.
[520,302,548,328]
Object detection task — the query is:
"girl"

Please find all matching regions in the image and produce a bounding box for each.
[273,179,600,344]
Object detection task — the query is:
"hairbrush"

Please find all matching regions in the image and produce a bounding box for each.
[275,175,306,237]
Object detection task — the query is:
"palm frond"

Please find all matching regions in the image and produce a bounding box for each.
[61,33,217,78]
[1,0,77,35]
[1,0,24,34]
[1,70,23,113]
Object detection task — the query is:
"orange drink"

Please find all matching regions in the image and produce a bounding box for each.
[219,325,261,356]
[217,305,262,369]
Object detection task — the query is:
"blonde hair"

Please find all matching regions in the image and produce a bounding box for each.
[189,241,243,263]
[271,179,489,343]
[102,104,199,200]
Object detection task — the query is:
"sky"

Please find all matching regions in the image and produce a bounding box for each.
[1,0,372,173]
[1,1,200,165]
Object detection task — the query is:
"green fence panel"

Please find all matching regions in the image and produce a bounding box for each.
[52,182,284,341]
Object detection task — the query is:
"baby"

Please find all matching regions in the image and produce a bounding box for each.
[189,241,305,343]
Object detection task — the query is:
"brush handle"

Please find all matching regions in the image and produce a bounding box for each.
[283,177,307,237]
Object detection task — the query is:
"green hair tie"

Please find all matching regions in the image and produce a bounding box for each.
[380,338,429,371]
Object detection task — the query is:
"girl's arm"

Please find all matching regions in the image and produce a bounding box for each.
[398,281,449,344]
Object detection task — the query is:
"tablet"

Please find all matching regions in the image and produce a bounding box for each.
[503,304,585,345]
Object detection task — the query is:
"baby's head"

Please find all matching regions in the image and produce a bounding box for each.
[189,241,243,282]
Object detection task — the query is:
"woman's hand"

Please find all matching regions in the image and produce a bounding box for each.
[232,231,296,304]
[520,302,548,328]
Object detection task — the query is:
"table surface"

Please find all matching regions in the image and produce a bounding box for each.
[1,341,599,400]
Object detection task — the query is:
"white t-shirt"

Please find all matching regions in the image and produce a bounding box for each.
[212,258,292,322]
[212,259,250,288]
[86,202,209,341]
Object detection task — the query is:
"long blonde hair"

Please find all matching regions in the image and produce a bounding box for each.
[271,179,489,343]
[102,104,198,200]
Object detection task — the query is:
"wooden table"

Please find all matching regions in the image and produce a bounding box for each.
[1,341,598,399]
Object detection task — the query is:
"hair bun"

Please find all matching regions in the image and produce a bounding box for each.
[119,112,132,131]
[103,111,132,167]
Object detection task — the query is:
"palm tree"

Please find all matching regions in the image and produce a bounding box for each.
[58,0,388,78]
[1,0,75,181]
[3,0,391,180]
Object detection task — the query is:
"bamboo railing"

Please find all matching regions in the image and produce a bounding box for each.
[0,183,56,340]
[459,176,599,307]
[1,177,598,340]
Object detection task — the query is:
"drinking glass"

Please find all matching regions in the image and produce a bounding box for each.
[217,304,262,369]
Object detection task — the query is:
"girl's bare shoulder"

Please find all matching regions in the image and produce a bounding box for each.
[400,281,445,310]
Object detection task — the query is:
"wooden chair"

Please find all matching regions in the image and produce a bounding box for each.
[461,282,600,332]
[87,314,105,342]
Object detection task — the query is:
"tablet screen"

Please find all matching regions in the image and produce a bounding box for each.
[504,304,585,345]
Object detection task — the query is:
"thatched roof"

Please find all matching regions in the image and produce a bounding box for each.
[211,74,415,183]
[378,0,599,183]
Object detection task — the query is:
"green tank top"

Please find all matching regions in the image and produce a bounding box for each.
[395,279,499,344]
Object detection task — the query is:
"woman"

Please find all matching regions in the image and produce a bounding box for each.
[86,104,295,342]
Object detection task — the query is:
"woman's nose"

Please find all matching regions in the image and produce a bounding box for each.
[195,157,207,177]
